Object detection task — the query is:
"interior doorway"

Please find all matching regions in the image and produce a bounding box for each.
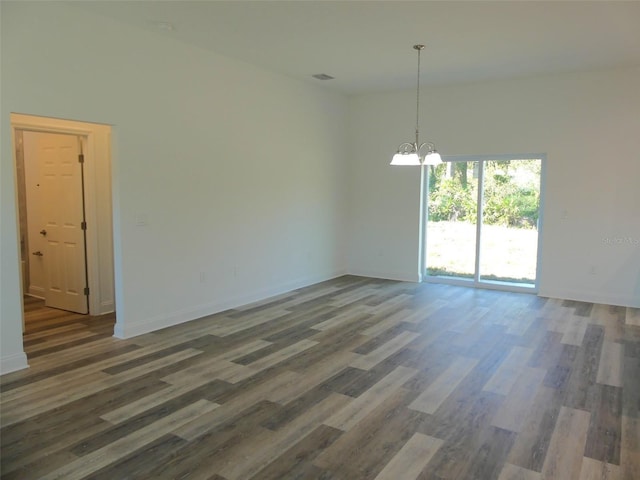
[12,113,115,333]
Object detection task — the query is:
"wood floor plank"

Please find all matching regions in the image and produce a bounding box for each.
[245,338,318,371]
[578,456,621,480]
[323,365,417,431]
[22,322,86,341]
[0,419,112,477]
[142,400,282,480]
[265,350,357,404]
[40,399,218,480]
[564,324,605,412]
[506,385,564,472]
[491,366,547,433]
[272,283,344,310]
[1,349,203,427]
[230,288,297,311]
[625,307,640,326]
[362,293,412,316]
[1,335,202,402]
[541,406,591,480]
[160,339,272,386]
[597,341,624,387]
[311,306,370,331]
[350,330,419,370]
[373,432,443,480]
[313,386,427,478]
[546,308,572,334]
[562,315,589,346]
[24,329,98,353]
[620,415,640,480]
[584,384,622,464]
[248,424,342,480]
[22,337,137,374]
[1,343,144,403]
[217,393,351,480]
[622,354,640,418]
[506,310,539,337]
[498,463,541,480]
[85,434,189,480]
[402,298,448,325]
[1,375,167,453]
[589,304,625,342]
[206,308,291,337]
[101,381,216,425]
[408,356,478,414]
[1,449,83,480]
[483,346,534,395]
[448,306,491,334]
[362,308,411,337]
[173,370,305,441]
[328,287,378,308]
[459,425,518,480]
[420,392,505,479]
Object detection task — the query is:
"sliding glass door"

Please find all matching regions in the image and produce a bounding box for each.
[424,155,543,291]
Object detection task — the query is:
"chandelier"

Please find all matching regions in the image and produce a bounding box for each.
[390,44,442,166]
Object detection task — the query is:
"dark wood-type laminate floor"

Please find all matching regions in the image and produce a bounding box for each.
[1,276,639,479]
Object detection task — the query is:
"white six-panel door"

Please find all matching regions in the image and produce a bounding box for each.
[23,131,88,314]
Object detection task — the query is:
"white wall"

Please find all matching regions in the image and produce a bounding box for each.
[1,2,348,372]
[348,67,640,307]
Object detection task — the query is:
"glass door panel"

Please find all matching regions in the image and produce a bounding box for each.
[426,161,478,279]
[479,160,541,285]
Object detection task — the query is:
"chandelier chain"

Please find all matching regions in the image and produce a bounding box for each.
[416,47,421,144]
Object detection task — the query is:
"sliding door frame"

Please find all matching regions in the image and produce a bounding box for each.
[421,153,547,294]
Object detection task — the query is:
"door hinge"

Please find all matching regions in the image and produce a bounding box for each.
[81,221,87,230]
[84,287,90,296]
[78,153,85,164]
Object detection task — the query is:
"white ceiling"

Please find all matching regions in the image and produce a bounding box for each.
[79,0,640,94]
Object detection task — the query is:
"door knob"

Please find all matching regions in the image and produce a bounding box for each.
[40,229,47,236]
[32,251,44,257]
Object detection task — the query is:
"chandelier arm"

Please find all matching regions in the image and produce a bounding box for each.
[397,142,418,154]
[416,142,441,161]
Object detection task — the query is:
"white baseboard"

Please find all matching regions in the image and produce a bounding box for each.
[346,268,419,283]
[538,287,640,308]
[96,300,115,316]
[0,352,29,375]
[27,286,45,299]
[114,269,347,339]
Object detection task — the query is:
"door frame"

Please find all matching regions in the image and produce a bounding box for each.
[11,113,115,316]
[421,153,547,294]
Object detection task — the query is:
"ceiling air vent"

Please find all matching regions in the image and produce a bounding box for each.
[312,73,335,80]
